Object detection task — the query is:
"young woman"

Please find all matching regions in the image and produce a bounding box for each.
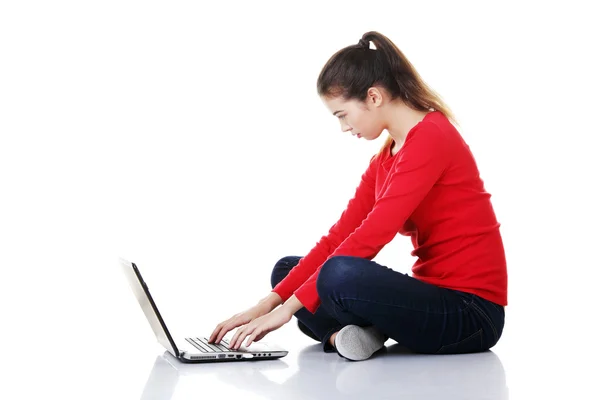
[209,31,507,361]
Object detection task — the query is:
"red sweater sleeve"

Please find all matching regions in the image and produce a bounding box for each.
[295,122,451,313]
[271,155,378,303]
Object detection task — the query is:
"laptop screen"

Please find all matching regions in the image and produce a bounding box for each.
[120,258,179,357]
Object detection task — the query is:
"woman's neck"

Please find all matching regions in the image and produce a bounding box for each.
[383,101,430,145]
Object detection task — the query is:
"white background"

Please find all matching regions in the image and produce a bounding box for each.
[1,1,599,398]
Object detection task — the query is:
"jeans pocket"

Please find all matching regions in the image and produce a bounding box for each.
[436,329,483,355]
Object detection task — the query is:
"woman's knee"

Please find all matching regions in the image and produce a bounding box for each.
[270,255,303,289]
[316,256,361,298]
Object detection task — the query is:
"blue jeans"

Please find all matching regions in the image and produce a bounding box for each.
[271,255,505,354]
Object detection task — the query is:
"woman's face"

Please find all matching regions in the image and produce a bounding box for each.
[321,93,385,141]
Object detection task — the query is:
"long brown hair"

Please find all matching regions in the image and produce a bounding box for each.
[317,31,459,157]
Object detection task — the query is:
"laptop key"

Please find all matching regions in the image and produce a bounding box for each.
[186,338,208,352]
[194,339,215,353]
[202,338,230,352]
[214,343,230,352]
[199,338,222,353]
[206,337,229,346]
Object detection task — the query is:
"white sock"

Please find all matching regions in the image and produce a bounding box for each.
[334,325,387,361]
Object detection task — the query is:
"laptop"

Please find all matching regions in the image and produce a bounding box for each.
[119,258,288,363]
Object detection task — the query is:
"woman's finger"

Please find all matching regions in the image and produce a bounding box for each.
[245,329,262,347]
[231,325,246,349]
[209,325,221,343]
[215,324,232,344]
[236,323,256,350]
[216,317,243,344]
[210,321,228,343]
[233,327,248,350]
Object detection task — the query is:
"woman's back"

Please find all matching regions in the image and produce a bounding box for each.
[374,111,507,305]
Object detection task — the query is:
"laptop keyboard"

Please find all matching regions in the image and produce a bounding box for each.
[186,337,235,353]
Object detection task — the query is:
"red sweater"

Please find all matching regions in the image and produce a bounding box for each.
[273,111,508,314]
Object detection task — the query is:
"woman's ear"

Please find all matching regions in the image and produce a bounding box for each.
[366,87,384,107]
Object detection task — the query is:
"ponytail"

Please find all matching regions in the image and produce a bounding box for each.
[318,31,458,157]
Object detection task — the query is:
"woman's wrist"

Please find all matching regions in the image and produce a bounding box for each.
[281,295,304,317]
[259,292,283,311]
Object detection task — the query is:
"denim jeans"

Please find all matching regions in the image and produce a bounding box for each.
[271,255,505,354]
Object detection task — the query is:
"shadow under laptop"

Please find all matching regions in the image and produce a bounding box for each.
[140,351,290,400]
[141,343,508,400]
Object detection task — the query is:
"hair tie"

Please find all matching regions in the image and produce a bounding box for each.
[358,38,370,49]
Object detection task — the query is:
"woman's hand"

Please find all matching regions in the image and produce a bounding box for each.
[229,306,293,350]
[208,302,274,343]
[229,295,305,350]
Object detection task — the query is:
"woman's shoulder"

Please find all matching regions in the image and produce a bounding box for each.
[421,111,462,140]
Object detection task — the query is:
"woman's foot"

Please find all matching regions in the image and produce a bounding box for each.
[333,325,387,361]
[329,331,339,347]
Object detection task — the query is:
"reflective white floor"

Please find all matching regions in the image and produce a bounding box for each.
[3,300,598,400]
[140,342,508,400]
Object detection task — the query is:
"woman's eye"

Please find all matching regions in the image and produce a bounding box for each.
[339,115,346,120]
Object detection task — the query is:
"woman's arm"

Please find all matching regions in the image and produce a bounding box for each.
[258,292,283,312]
[271,156,378,303]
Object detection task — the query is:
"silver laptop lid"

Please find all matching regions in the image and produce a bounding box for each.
[120,258,180,358]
